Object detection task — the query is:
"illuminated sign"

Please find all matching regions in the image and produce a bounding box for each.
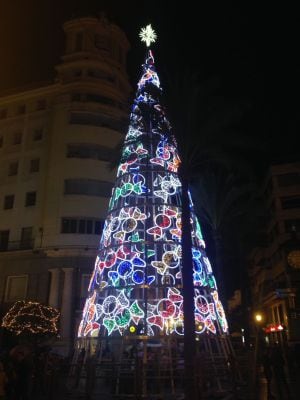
[264,324,284,333]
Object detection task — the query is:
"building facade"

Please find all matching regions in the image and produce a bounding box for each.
[248,162,300,345]
[0,15,131,352]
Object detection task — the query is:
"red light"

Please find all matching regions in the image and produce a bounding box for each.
[264,324,285,333]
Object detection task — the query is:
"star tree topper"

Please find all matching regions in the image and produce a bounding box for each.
[139,24,157,47]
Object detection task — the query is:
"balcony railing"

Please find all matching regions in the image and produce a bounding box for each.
[0,240,34,252]
[0,240,99,253]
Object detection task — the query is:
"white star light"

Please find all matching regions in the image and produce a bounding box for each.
[139,24,157,47]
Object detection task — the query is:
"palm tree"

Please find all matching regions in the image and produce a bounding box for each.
[190,161,258,301]
[164,68,260,399]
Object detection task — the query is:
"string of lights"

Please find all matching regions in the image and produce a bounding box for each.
[2,300,59,336]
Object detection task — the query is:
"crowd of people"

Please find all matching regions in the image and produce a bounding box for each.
[0,340,299,399]
[261,343,299,400]
[0,345,69,400]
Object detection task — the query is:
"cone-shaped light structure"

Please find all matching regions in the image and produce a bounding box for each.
[78,41,228,339]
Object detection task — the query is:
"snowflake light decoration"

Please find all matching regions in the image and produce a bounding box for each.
[139,24,157,47]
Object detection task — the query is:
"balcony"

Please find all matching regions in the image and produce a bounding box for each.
[0,239,34,252]
[0,240,99,255]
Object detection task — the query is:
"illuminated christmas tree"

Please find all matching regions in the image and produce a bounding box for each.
[78,25,228,341]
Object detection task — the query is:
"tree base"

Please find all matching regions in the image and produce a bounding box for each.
[68,334,236,399]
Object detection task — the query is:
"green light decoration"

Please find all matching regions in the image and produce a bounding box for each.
[130,301,145,318]
[115,309,131,327]
[131,232,141,242]
[147,249,156,258]
[103,319,116,335]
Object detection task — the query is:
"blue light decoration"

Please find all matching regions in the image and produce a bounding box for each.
[78,47,228,339]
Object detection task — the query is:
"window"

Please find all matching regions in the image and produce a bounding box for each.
[17,105,26,115]
[74,70,82,77]
[281,196,300,210]
[285,219,300,233]
[87,69,114,82]
[71,93,81,102]
[25,191,36,207]
[86,220,93,234]
[30,158,40,173]
[75,32,83,52]
[64,179,112,197]
[94,220,103,235]
[61,218,77,233]
[5,275,28,302]
[0,109,7,119]
[13,132,22,145]
[8,162,18,176]
[86,93,115,105]
[0,230,9,251]
[61,218,104,235]
[95,35,109,52]
[67,144,113,161]
[36,99,46,111]
[70,92,116,106]
[70,112,124,131]
[277,173,300,187]
[95,35,108,51]
[78,219,85,234]
[81,274,91,298]
[20,227,33,249]
[62,218,75,234]
[0,136,3,147]
[3,195,14,210]
[33,128,43,141]
[278,304,284,324]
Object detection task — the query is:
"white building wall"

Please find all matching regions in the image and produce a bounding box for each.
[0,15,131,352]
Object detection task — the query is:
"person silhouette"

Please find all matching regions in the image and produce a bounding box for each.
[262,348,275,399]
[270,344,292,400]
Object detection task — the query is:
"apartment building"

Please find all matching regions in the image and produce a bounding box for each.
[0,15,131,352]
[249,162,300,344]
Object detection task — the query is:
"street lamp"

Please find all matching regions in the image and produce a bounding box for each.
[253,312,264,391]
[254,312,263,323]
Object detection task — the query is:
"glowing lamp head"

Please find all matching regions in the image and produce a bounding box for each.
[255,313,263,323]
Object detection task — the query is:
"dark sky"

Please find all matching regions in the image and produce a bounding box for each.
[0,1,298,165]
[0,1,299,297]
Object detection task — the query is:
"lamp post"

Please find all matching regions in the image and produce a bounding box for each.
[253,312,264,390]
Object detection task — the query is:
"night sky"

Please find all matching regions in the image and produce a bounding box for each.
[1,2,298,163]
[0,1,299,298]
